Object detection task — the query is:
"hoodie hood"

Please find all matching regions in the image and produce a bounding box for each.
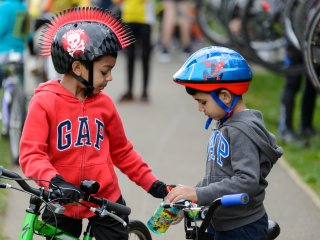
[35,79,72,96]
[34,79,91,103]
[224,109,283,164]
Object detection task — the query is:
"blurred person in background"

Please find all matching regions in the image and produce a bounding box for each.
[96,0,114,10]
[42,0,90,14]
[157,0,193,62]
[115,0,155,102]
[0,0,27,85]
[279,44,318,147]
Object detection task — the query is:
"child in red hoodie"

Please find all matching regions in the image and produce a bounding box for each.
[19,7,167,239]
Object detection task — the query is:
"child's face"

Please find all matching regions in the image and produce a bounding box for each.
[85,55,117,95]
[192,92,226,121]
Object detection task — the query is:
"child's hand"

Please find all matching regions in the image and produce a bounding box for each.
[50,175,82,204]
[148,180,168,199]
[165,184,197,203]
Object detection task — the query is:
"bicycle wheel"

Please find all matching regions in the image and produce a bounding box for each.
[303,4,320,92]
[241,0,305,74]
[9,84,26,164]
[283,0,302,50]
[292,0,318,48]
[0,93,9,138]
[128,220,152,240]
[1,81,12,138]
[195,0,232,47]
[223,0,258,62]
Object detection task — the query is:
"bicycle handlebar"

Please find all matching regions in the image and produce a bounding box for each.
[221,193,249,206]
[0,166,131,216]
[161,193,249,209]
[0,166,53,198]
[84,195,131,216]
[160,193,250,238]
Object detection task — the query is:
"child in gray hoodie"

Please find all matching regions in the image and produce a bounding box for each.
[166,46,283,240]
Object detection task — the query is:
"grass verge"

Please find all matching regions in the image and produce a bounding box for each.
[0,134,10,240]
[247,69,320,197]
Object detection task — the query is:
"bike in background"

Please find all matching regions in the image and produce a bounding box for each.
[0,51,26,165]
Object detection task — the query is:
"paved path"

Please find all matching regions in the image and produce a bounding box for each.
[3,51,320,239]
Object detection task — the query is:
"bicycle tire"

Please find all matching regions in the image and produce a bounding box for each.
[195,0,232,47]
[241,0,305,74]
[128,220,152,240]
[292,0,318,49]
[283,0,302,50]
[0,94,9,138]
[303,4,320,92]
[9,84,26,164]
[223,0,244,49]
[223,0,258,62]
[1,85,11,138]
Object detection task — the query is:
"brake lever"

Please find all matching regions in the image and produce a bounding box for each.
[47,203,65,214]
[0,182,11,188]
[90,207,127,227]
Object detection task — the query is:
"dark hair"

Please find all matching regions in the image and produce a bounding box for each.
[185,87,221,96]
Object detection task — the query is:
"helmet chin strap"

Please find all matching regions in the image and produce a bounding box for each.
[205,91,239,130]
[70,61,94,97]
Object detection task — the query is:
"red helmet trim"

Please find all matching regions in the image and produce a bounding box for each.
[175,81,250,95]
[40,7,134,56]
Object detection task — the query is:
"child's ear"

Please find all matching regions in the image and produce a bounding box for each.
[219,90,233,105]
[71,61,83,76]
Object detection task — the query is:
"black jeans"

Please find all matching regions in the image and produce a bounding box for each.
[125,23,152,96]
[42,196,129,240]
[207,213,268,240]
[279,45,317,133]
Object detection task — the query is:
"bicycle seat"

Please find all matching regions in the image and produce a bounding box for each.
[267,220,280,240]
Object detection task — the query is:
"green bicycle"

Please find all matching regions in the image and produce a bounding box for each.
[0,166,152,240]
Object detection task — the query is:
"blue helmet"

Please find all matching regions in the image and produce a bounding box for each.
[173,46,252,95]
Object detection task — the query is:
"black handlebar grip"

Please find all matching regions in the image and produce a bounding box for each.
[106,200,131,216]
[0,167,38,195]
[160,202,172,208]
[160,201,186,209]
[88,196,131,216]
[0,166,60,201]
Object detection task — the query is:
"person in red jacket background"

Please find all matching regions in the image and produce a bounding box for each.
[19,7,167,239]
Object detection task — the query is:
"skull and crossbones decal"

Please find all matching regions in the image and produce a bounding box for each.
[62,29,87,57]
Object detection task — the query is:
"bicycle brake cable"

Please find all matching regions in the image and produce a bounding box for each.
[0,175,51,184]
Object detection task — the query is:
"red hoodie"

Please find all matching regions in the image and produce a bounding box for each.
[19,80,157,219]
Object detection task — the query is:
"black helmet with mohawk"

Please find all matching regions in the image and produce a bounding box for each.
[40,7,135,96]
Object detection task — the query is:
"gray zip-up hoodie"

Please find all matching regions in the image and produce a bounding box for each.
[196,109,283,231]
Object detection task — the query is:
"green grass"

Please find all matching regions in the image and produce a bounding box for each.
[0,89,11,240]
[247,69,320,196]
[0,133,10,240]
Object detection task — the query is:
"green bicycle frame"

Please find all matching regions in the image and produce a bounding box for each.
[19,211,87,240]
[18,197,93,240]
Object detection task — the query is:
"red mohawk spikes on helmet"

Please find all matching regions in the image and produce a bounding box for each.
[39,7,135,74]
